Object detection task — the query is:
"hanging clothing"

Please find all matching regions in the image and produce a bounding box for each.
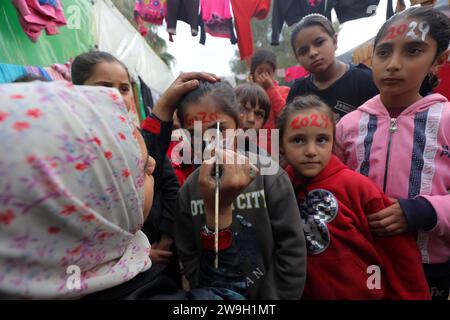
[199,0,237,45]
[51,62,72,81]
[12,0,67,42]
[333,0,380,24]
[24,66,52,81]
[410,0,437,5]
[271,0,332,46]
[0,81,151,299]
[166,0,200,41]
[230,0,271,62]
[134,0,167,36]
[44,66,66,81]
[38,0,57,7]
[138,76,154,114]
[396,0,406,12]
[0,63,27,84]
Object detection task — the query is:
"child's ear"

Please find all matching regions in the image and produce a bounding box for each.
[431,49,450,73]
[279,144,285,155]
[333,34,338,50]
[248,73,254,82]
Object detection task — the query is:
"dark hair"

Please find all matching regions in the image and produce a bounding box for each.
[277,95,336,142]
[176,80,240,128]
[250,48,277,76]
[290,14,336,56]
[234,83,271,123]
[71,51,131,85]
[13,74,48,83]
[374,7,450,92]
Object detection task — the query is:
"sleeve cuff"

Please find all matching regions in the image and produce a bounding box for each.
[141,113,173,135]
[399,197,437,232]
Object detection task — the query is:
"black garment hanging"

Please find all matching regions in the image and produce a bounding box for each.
[271,0,333,46]
[386,0,394,20]
[333,0,381,24]
[138,76,153,117]
[166,0,200,40]
[199,14,237,45]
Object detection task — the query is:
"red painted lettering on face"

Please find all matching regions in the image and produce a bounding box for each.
[290,113,329,129]
[185,112,219,127]
[384,23,408,40]
[320,114,329,129]
[310,114,320,127]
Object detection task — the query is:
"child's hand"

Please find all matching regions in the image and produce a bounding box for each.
[255,72,274,90]
[153,72,220,122]
[367,201,408,236]
[199,149,259,229]
[149,245,173,265]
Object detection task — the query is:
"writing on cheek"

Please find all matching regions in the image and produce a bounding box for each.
[290,114,329,129]
[185,112,218,126]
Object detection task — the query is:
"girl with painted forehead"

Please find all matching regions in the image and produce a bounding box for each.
[278,95,430,299]
[335,7,450,300]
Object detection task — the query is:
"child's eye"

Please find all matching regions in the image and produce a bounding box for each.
[407,47,423,55]
[297,48,308,56]
[293,137,305,144]
[375,49,390,57]
[315,39,325,46]
[317,137,329,144]
[255,112,265,119]
[120,86,130,93]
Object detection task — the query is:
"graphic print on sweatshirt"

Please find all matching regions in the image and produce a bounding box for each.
[189,189,267,216]
[299,189,338,254]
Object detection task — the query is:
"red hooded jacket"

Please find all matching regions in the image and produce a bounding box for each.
[286,156,430,299]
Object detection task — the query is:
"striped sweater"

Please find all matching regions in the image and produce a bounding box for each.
[334,94,450,265]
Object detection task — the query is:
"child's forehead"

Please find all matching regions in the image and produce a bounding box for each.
[287,109,333,131]
[255,61,274,71]
[379,17,431,43]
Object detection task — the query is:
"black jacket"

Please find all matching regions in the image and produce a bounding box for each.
[271,0,332,46]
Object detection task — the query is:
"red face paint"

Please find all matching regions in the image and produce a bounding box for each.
[185,112,218,127]
[384,23,408,40]
[290,113,330,129]
[384,21,430,42]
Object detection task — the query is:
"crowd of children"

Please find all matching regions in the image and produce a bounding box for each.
[0,6,449,300]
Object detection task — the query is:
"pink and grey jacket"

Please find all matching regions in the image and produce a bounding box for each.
[334,94,450,265]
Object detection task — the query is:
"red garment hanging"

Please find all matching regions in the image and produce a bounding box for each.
[230,0,271,63]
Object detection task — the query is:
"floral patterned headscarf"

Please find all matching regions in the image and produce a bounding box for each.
[0,81,151,299]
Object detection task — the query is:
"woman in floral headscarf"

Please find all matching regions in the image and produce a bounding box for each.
[0,81,257,299]
[0,81,154,298]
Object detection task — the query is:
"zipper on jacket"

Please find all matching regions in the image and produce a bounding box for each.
[383,118,398,193]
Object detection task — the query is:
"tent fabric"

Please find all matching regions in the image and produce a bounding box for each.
[94,0,174,94]
[1,0,174,94]
[0,0,93,66]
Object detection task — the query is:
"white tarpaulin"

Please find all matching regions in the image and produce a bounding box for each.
[94,0,174,94]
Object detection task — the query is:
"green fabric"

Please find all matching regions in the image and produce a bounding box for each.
[135,81,147,122]
[0,0,94,66]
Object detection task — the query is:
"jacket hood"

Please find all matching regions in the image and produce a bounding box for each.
[358,93,448,117]
[286,155,347,187]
